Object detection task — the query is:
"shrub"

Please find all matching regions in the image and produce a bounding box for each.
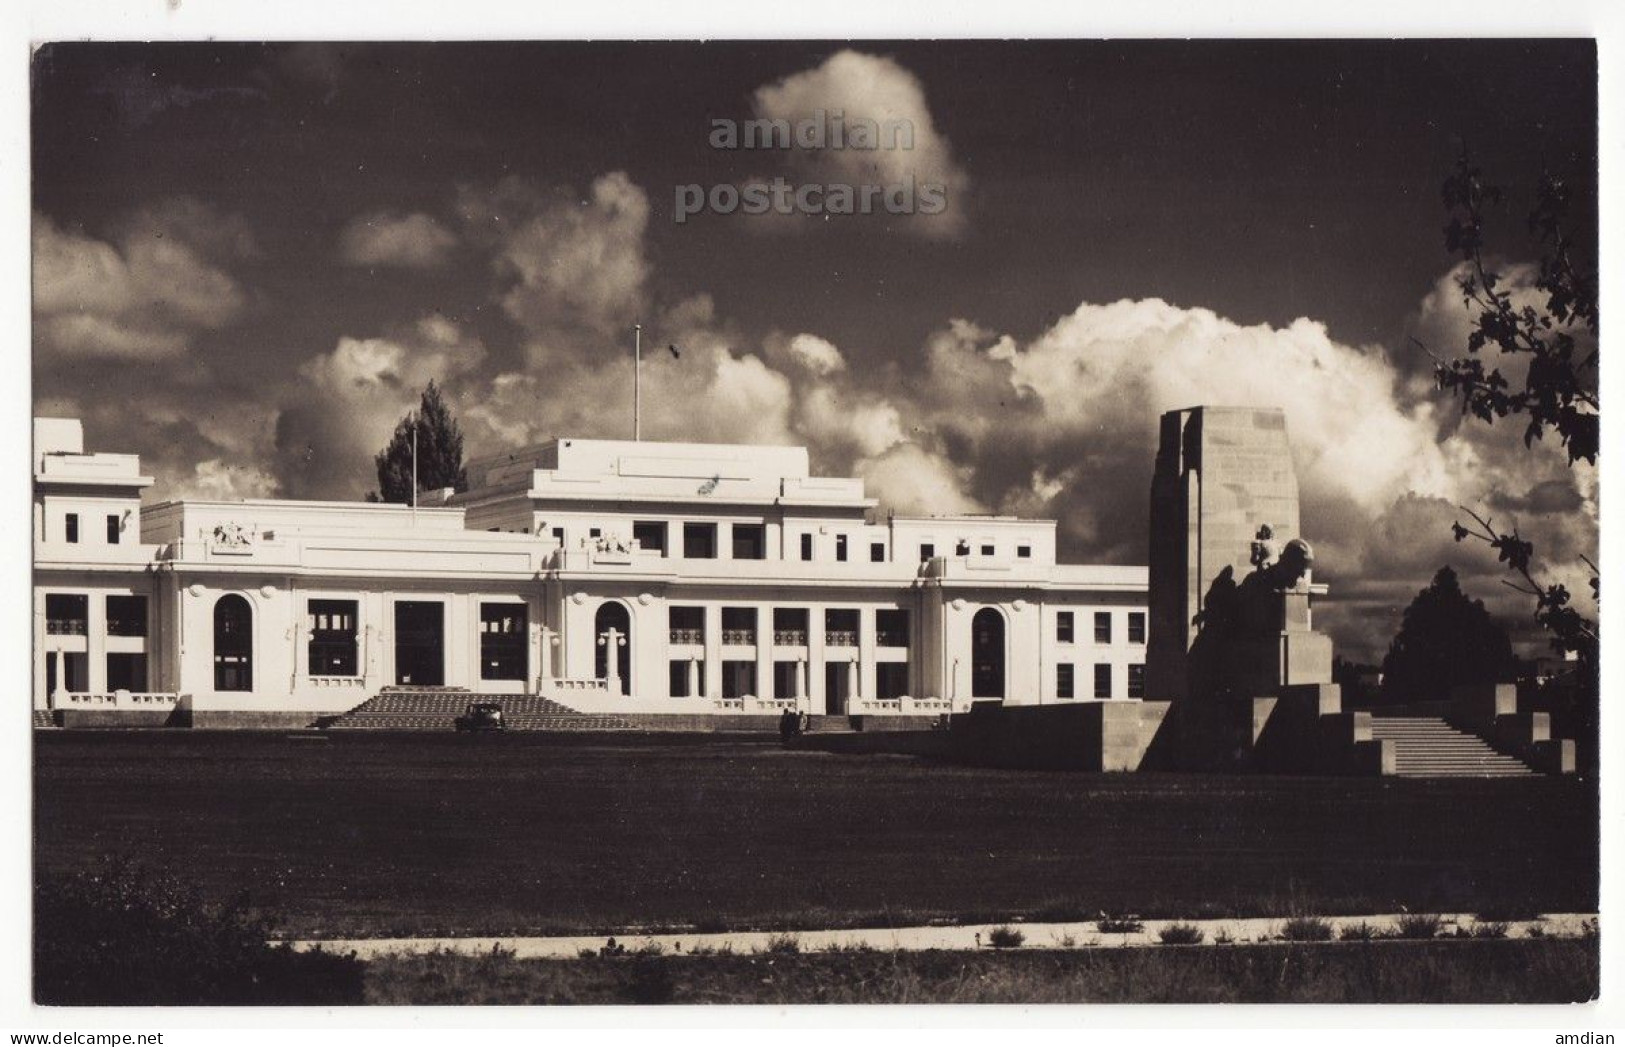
[1472,922,1510,940]
[622,955,674,1004]
[1052,932,1078,949]
[764,933,802,955]
[1213,928,1235,946]
[34,858,364,1005]
[1525,924,1547,939]
[987,925,1026,949]
[1096,916,1143,935]
[1157,923,1205,946]
[1395,913,1443,940]
[1280,916,1334,942]
[1339,921,1380,942]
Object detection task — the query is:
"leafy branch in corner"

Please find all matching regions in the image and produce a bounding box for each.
[1431,150,1598,465]
[1450,505,1597,669]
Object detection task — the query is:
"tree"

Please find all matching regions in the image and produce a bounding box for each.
[1424,153,1598,757]
[1380,566,1517,705]
[369,380,469,504]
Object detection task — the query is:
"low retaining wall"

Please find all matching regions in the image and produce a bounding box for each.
[1450,683,1576,775]
[950,701,1172,771]
[55,708,183,729]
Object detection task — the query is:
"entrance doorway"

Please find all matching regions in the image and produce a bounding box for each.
[824,661,850,714]
[971,607,1006,700]
[394,601,444,686]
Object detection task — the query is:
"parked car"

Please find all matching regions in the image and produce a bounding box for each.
[454,702,506,732]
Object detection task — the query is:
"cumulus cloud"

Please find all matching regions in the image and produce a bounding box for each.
[177,459,282,501]
[457,172,650,362]
[33,202,252,360]
[272,316,487,499]
[748,49,971,238]
[339,211,458,268]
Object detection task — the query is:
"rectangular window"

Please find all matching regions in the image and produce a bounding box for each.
[955,540,970,556]
[920,542,935,560]
[876,662,909,701]
[1057,663,1075,700]
[1128,611,1147,644]
[669,660,706,697]
[1128,663,1146,699]
[106,595,148,637]
[876,608,909,647]
[800,533,814,560]
[1057,611,1074,644]
[106,652,148,692]
[669,605,705,644]
[1017,544,1032,559]
[870,541,885,563]
[1094,611,1113,644]
[683,522,717,559]
[479,603,527,680]
[551,526,565,545]
[721,606,757,645]
[45,593,88,635]
[732,523,766,560]
[980,544,995,556]
[65,514,79,544]
[1094,663,1113,699]
[633,520,667,555]
[773,660,800,700]
[309,599,360,677]
[772,607,808,646]
[61,652,88,694]
[835,534,848,562]
[589,527,602,539]
[721,660,756,699]
[824,608,859,646]
[106,514,121,544]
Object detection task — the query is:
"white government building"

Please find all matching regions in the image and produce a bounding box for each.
[33,416,1150,726]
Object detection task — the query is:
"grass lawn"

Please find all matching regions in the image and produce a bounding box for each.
[363,939,1601,1005]
[33,731,1598,939]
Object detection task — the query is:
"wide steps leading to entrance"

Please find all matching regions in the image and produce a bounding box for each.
[324,689,635,731]
[1369,717,1537,777]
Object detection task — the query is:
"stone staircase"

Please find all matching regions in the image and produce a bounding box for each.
[324,688,636,731]
[1369,717,1537,777]
[32,709,56,729]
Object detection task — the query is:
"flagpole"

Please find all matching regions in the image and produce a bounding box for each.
[634,324,642,441]
[410,415,418,524]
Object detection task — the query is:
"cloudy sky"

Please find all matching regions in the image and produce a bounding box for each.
[31,40,1597,661]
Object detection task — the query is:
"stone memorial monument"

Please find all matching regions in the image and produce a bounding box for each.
[1147,406,1332,702]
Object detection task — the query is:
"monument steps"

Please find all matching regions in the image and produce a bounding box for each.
[1369,717,1537,777]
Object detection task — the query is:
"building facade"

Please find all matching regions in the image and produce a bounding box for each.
[33,418,1150,722]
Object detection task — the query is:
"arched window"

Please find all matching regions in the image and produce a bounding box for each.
[594,601,632,696]
[214,594,253,692]
[971,607,1006,700]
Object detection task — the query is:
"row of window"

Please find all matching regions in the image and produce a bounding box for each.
[1056,663,1146,700]
[667,606,908,647]
[545,519,1041,566]
[1056,610,1145,645]
[49,512,125,545]
[666,658,910,703]
[44,651,148,694]
[44,593,147,636]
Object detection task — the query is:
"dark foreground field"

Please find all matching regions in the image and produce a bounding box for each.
[365,940,1600,1005]
[33,732,1598,939]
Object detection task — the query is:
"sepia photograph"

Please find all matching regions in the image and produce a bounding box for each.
[22,23,1606,1023]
